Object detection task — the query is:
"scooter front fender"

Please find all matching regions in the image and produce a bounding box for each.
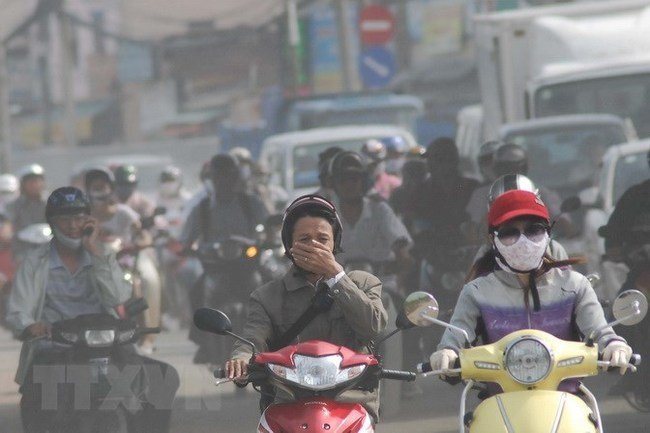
[259,398,373,433]
[470,391,597,433]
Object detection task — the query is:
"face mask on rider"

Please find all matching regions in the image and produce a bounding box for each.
[494,231,549,273]
[160,181,179,197]
[52,226,83,250]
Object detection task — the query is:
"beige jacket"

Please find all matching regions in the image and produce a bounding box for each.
[232,266,388,420]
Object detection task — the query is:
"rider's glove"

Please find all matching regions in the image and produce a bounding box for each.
[429,349,459,375]
[602,341,633,374]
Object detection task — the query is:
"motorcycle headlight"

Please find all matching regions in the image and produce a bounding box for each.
[504,337,552,385]
[84,330,116,347]
[268,354,366,390]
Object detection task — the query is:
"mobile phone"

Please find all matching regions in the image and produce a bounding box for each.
[82,226,94,237]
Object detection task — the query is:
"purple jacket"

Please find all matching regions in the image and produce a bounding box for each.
[439,267,623,352]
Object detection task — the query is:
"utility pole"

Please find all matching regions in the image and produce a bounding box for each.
[286,0,301,94]
[335,0,360,92]
[59,8,77,147]
[0,45,11,172]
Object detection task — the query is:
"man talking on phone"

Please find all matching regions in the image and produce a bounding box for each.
[5,187,133,431]
[5,187,178,433]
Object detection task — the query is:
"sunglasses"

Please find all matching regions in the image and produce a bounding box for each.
[493,222,549,246]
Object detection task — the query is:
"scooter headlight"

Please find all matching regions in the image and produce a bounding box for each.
[504,337,552,385]
[268,354,366,390]
[84,330,116,347]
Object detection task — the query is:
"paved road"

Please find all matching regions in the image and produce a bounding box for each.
[1,327,648,432]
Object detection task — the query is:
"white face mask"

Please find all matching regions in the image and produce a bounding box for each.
[53,227,83,250]
[160,182,180,197]
[494,231,549,273]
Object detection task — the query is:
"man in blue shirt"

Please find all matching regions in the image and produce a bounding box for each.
[7,187,178,433]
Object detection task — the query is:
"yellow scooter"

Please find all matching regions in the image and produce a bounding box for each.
[402,290,647,433]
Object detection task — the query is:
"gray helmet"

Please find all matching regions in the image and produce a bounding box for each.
[488,174,539,205]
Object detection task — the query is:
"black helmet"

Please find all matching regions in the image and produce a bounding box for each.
[160,165,182,183]
[493,143,528,176]
[84,166,115,190]
[113,165,138,185]
[318,146,343,186]
[46,187,91,222]
[329,151,366,179]
[211,153,240,173]
[281,194,343,260]
[478,140,501,164]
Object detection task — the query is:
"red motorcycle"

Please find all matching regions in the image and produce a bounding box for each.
[194,304,422,433]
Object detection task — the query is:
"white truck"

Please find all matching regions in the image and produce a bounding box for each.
[470,0,650,143]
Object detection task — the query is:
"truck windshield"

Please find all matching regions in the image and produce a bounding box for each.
[292,137,392,190]
[504,124,627,197]
[534,73,650,138]
[613,151,650,206]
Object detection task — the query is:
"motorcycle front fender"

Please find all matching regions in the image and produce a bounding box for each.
[470,391,596,433]
[259,398,373,433]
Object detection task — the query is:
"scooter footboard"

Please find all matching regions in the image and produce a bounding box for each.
[470,391,597,433]
[259,398,374,433]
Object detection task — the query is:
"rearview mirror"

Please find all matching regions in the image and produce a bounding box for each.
[612,290,648,326]
[193,308,232,335]
[403,291,439,327]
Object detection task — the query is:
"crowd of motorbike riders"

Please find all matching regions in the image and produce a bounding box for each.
[0,134,647,432]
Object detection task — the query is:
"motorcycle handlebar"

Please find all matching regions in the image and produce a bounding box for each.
[213,368,268,382]
[138,327,161,335]
[417,362,432,374]
[380,369,417,382]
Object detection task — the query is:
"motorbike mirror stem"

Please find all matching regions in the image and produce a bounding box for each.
[420,308,472,348]
[586,301,642,347]
[224,330,258,355]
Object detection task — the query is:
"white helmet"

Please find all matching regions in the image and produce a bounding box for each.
[17,163,45,181]
[229,146,253,163]
[0,174,18,193]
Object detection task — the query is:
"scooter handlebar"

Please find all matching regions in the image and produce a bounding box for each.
[417,357,461,374]
[419,355,642,375]
[380,369,417,382]
[417,362,432,374]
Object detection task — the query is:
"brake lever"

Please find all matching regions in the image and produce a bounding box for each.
[421,368,462,378]
[596,361,638,373]
[215,375,251,387]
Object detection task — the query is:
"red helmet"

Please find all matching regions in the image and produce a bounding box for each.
[488,190,549,229]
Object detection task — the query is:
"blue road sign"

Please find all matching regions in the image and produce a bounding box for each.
[359,46,396,89]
